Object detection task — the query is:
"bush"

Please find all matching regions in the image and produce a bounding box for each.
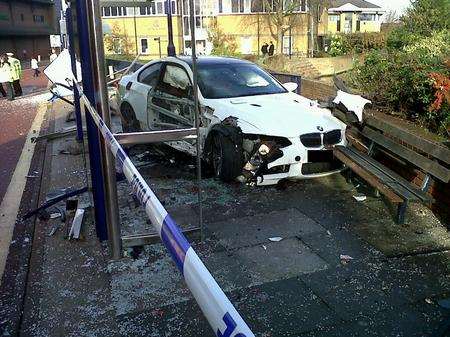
[351,0,450,135]
[351,42,450,134]
[328,32,387,56]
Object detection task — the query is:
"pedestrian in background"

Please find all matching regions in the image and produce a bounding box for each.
[0,54,15,101]
[268,41,275,56]
[261,42,268,57]
[7,52,22,97]
[31,56,40,77]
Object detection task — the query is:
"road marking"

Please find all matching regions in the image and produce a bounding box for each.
[0,102,47,278]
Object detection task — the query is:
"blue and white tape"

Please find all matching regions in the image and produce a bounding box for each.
[75,82,254,337]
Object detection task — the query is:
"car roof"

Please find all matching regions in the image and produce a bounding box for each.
[171,55,253,67]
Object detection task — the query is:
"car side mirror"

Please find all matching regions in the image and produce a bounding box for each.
[283,82,298,92]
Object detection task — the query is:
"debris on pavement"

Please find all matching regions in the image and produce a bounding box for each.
[69,208,85,240]
[268,237,283,242]
[353,195,367,202]
[49,212,61,219]
[340,254,354,264]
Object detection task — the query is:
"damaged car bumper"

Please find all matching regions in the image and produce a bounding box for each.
[240,131,347,186]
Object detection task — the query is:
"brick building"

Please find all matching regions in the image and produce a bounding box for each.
[0,0,58,61]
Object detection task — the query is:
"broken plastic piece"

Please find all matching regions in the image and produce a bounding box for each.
[268,237,283,242]
[333,90,371,123]
[49,213,61,219]
[69,208,85,240]
[340,254,354,264]
[353,195,367,202]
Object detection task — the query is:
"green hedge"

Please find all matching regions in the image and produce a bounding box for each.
[351,30,450,134]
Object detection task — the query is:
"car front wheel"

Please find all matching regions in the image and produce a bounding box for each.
[211,133,243,182]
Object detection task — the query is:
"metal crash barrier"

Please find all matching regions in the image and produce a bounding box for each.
[73,80,255,337]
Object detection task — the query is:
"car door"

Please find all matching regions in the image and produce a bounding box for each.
[147,63,195,130]
[147,62,197,153]
[127,62,162,129]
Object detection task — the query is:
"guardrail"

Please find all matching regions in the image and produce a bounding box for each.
[73,79,255,337]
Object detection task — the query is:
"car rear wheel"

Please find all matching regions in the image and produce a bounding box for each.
[120,103,141,133]
[211,133,243,182]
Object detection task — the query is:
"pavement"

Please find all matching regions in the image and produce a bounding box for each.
[0,66,49,204]
[1,99,450,337]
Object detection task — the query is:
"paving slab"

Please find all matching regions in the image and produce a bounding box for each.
[235,238,329,284]
[208,208,326,250]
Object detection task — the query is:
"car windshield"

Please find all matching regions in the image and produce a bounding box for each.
[197,63,287,99]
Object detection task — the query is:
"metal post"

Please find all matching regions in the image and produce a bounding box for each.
[189,0,204,241]
[66,5,83,143]
[86,0,122,259]
[133,0,138,55]
[166,0,176,56]
[289,25,292,59]
[74,0,109,242]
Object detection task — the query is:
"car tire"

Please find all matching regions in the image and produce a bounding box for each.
[120,103,141,133]
[211,133,243,182]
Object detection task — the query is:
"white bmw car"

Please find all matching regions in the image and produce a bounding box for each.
[118,56,347,185]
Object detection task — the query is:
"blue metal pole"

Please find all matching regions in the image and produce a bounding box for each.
[74,0,108,241]
[65,6,83,143]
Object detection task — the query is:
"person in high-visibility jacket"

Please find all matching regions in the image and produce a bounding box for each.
[6,52,23,97]
[0,54,15,101]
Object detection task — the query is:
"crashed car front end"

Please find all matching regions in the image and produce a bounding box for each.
[238,130,347,186]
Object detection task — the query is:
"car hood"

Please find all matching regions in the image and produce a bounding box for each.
[204,93,345,138]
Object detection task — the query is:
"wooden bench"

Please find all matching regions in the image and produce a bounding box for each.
[333,113,450,224]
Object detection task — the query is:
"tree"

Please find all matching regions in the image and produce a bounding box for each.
[261,0,307,54]
[402,0,450,37]
[307,0,330,56]
[207,19,239,56]
[383,10,398,24]
[104,22,134,57]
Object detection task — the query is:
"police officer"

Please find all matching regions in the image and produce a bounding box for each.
[0,54,14,101]
[7,52,23,97]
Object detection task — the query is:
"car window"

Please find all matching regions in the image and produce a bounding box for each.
[138,63,162,87]
[197,63,287,99]
[150,64,195,125]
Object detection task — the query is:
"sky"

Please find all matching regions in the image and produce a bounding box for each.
[369,0,412,16]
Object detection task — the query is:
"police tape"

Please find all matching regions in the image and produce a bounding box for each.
[74,81,255,337]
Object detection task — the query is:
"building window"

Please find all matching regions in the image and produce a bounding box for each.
[329,14,339,21]
[359,13,376,21]
[251,0,262,12]
[157,2,163,14]
[102,6,129,17]
[183,17,190,35]
[33,15,44,23]
[300,0,306,12]
[219,0,223,12]
[232,0,244,13]
[140,38,149,54]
